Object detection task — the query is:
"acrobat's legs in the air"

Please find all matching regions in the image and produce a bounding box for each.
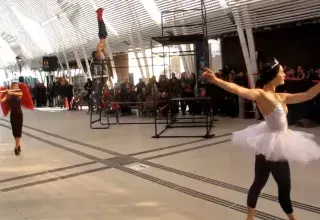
[95,8,114,79]
[96,8,108,61]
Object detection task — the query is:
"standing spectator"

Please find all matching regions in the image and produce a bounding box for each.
[136,78,146,95]
[66,83,74,110]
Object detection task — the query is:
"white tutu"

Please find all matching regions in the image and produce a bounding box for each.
[231,102,320,164]
[232,121,320,164]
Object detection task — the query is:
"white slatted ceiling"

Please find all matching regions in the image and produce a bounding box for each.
[0,0,319,66]
[1,2,43,59]
[247,0,320,28]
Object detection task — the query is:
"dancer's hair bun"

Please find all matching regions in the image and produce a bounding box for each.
[259,58,280,86]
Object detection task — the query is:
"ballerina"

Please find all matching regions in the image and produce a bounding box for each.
[0,82,34,155]
[203,59,320,220]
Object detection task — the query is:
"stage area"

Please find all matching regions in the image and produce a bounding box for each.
[0,109,319,220]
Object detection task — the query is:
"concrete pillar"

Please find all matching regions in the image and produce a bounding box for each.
[232,8,254,89]
[57,53,64,72]
[133,50,146,81]
[246,28,258,74]
[171,56,181,76]
[104,41,117,78]
[178,45,189,73]
[81,45,92,79]
[236,25,254,87]
[62,49,71,83]
[185,44,196,74]
[141,49,150,80]
[113,53,129,82]
[74,50,84,75]
[242,6,258,77]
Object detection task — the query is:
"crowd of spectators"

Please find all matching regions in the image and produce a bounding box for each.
[25,64,320,120]
[283,66,320,80]
[29,79,74,110]
[83,68,249,118]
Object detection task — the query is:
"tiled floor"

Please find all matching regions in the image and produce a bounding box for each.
[0,108,319,220]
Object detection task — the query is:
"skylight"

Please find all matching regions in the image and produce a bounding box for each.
[0,36,17,65]
[139,0,162,25]
[13,8,53,54]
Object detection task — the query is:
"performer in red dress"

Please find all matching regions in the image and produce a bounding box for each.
[0,82,34,155]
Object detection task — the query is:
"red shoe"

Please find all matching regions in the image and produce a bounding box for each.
[96,8,104,14]
[96,8,104,21]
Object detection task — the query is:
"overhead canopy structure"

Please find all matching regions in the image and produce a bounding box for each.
[0,0,319,68]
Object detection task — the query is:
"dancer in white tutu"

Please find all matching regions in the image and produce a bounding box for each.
[203,59,320,220]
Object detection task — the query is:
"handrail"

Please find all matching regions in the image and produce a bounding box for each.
[285,77,319,83]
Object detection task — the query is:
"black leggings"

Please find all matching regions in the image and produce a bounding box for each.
[247,154,293,214]
[98,20,108,39]
[10,112,23,138]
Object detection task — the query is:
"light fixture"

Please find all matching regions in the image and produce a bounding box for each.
[13,8,53,54]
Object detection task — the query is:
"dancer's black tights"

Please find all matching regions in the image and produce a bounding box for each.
[247,154,293,214]
[98,20,107,39]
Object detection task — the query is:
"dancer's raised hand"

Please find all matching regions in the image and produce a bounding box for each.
[203,68,218,82]
[202,67,261,101]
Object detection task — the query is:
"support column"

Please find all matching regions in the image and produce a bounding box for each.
[242,6,258,76]
[185,44,196,73]
[81,45,92,79]
[113,53,129,83]
[208,41,213,70]
[4,68,10,85]
[105,41,117,78]
[236,26,253,81]
[57,51,65,78]
[62,49,71,83]
[127,0,150,81]
[178,45,189,73]
[133,50,146,81]
[38,70,44,83]
[171,3,196,75]
[171,56,181,76]
[141,49,150,80]
[233,9,254,89]
[246,28,257,74]
[231,7,257,119]
[74,50,85,78]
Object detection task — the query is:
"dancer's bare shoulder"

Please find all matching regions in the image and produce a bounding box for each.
[255,89,275,102]
[255,91,283,116]
[235,87,263,101]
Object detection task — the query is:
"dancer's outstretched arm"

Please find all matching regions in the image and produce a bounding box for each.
[203,68,261,101]
[279,82,320,104]
[8,91,22,97]
[0,94,7,103]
